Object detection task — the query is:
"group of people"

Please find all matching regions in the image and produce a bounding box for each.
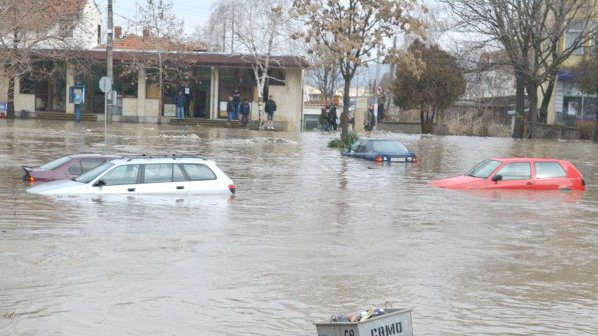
[175,89,277,130]
[320,103,378,137]
[226,89,251,127]
[226,91,277,129]
[320,103,348,131]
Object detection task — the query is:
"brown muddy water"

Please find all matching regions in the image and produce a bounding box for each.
[0,120,596,335]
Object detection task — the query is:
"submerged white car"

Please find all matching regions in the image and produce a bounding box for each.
[27,156,236,196]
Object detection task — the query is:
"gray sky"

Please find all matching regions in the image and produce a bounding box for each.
[96,0,218,35]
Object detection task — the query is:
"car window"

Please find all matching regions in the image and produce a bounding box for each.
[495,162,531,180]
[142,163,186,183]
[173,164,186,182]
[81,158,106,173]
[67,161,83,176]
[372,141,408,153]
[99,164,140,186]
[535,162,567,179]
[466,160,502,178]
[39,156,72,170]
[182,164,217,181]
[144,163,174,184]
[351,140,361,151]
[76,162,114,183]
[355,141,369,153]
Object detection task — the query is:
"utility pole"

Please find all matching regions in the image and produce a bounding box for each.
[104,0,114,151]
[231,6,235,53]
[222,20,227,52]
[373,46,381,129]
[388,36,397,111]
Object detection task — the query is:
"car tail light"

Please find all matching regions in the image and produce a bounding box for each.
[228,184,236,195]
[374,155,383,162]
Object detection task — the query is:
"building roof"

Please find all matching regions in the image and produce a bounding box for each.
[88,49,310,68]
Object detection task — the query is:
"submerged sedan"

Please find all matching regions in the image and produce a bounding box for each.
[343,139,417,163]
[429,157,585,191]
[23,154,120,182]
[27,156,236,195]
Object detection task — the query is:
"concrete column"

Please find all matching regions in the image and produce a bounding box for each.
[137,66,146,118]
[65,63,75,114]
[210,67,219,119]
[354,97,369,132]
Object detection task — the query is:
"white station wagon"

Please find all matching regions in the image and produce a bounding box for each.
[27,156,236,196]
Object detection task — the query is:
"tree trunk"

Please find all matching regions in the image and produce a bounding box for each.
[434,108,444,135]
[7,75,15,119]
[512,72,525,138]
[526,82,538,138]
[341,79,350,139]
[158,52,164,123]
[539,78,555,123]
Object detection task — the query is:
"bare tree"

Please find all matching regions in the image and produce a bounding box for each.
[570,54,598,141]
[305,46,342,104]
[0,0,86,118]
[442,0,598,138]
[292,0,423,139]
[134,0,186,118]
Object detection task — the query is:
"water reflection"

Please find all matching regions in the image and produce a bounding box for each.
[0,120,596,335]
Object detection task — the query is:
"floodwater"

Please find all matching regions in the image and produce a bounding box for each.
[0,119,596,336]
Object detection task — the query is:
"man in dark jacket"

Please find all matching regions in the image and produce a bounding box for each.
[239,98,251,127]
[327,103,338,131]
[264,95,277,130]
[174,91,186,120]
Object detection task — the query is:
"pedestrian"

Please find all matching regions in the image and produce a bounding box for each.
[364,104,375,137]
[265,95,277,130]
[232,89,241,120]
[174,91,186,120]
[239,97,251,127]
[320,107,329,131]
[226,96,234,126]
[328,103,338,131]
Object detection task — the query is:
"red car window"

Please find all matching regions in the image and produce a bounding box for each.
[495,162,531,180]
[535,162,567,179]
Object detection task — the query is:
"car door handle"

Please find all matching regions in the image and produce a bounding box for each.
[128,188,135,192]
[176,186,184,190]
[526,182,533,185]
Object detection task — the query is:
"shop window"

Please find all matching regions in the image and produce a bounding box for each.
[219,68,255,103]
[19,74,35,94]
[114,66,138,97]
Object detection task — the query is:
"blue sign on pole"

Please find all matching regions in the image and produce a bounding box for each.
[0,101,7,118]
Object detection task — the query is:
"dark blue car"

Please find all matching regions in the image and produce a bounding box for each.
[343,139,417,163]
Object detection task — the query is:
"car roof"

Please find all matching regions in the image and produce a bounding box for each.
[490,157,571,163]
[109,155,215,165]
[68,153,121,158]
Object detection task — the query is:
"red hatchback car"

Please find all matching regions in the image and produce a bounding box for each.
[429,158,586,191]
[23,154,121,182]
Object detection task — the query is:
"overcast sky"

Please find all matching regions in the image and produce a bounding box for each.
[95,0,218,35]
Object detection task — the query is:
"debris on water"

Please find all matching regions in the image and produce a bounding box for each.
[159,134,200,140]
[330,307,385,322]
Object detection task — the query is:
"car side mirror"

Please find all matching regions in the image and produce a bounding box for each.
[93,179,106,187]
[491,175,502,182]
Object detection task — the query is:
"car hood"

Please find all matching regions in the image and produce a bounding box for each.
[428,175,484,189]
[27,179,86,195]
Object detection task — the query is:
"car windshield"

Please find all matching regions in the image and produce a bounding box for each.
[371,140,409,153]
[39,156,72,170]
[75,162,114,183]
[465,159,502,178]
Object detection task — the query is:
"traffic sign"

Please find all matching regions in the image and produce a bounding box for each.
[99,77,112,93]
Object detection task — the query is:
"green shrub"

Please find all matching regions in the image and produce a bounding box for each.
[328,131,359,148]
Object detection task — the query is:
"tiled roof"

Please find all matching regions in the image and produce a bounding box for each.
[96,34,207,52]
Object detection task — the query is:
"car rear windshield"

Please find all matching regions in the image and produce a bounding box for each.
[466,159,502,178]
[39,156,72,170]
[371,141,409,153]
[75,162,114,183]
